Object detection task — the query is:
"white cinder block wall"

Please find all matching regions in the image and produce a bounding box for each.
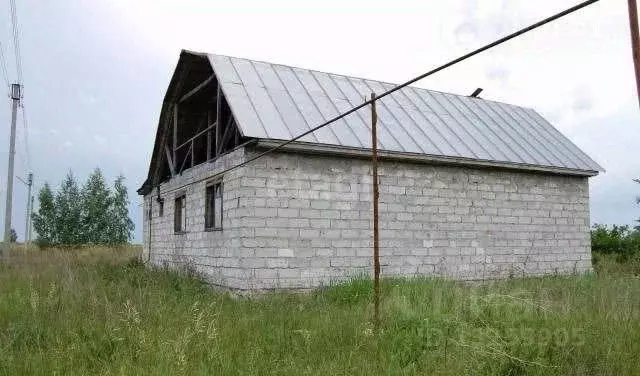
[142,149,249,289]
[143,146,592,291]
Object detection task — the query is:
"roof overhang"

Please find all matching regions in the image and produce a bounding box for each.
[253,139,600,177]
[140,50,604,196]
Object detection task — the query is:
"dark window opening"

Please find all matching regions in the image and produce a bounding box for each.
[158,199,164,217]
[205,182,223,230]
[174,195,186,233]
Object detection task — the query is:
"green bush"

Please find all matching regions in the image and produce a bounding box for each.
[591,224,640,260]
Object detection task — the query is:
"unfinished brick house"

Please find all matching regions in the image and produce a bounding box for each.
[138,50,603,291]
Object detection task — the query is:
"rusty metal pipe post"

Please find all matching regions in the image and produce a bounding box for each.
[370,92,380,329]
[628,0,640,108]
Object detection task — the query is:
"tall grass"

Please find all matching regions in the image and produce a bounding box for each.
[0,247,639,375]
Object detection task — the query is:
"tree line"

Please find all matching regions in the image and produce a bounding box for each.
[591,224,640,260]
[32,168,134,247]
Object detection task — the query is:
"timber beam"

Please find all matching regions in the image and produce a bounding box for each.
[178,142,193,174]
[216,84,222,157]
[164,145,176,177]
[172,104,178,166]
[218,117,235,155]
[175,122,217,151]
[207,109,212,160]
[151,64,190,187]
[179,74,214,103]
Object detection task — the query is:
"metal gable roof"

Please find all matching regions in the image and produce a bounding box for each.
[207,53,603,174]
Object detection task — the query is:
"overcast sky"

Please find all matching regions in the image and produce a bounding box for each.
[0,0,638,242]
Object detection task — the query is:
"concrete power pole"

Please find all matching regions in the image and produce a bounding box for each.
[16,173,32,243]
[21,173,33,243]
[26,173,32,242]
[29,195,34,242]
[4,83,20,242]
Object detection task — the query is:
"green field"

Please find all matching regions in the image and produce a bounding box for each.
[0,247,639,375]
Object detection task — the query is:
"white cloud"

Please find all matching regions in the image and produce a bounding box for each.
[93,134,106,146]
[99,0,640,226]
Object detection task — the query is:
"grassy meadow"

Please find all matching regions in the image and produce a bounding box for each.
[0,246,639,375]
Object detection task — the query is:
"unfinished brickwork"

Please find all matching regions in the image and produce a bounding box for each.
[143,146,592,291]
[142,148,248,289]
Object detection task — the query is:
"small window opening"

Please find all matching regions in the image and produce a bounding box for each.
[174,195,186,233]
[205,181,223,230]
[146,200,152,221]
[158,199,164,217]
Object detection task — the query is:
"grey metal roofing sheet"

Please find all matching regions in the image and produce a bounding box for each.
[207,53,603,173]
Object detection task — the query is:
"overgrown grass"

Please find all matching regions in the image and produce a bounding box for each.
[1,247,639,375]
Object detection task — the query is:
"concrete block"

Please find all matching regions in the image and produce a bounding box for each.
[148,148,592,291]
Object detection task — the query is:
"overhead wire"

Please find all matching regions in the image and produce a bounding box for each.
[152,0,600,195]
[9,0,23,84]
[20,104,31,171]
[0,41,9,87]
[7,0,31,174]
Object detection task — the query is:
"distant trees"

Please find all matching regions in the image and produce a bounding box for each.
[108,176,135,244]
[32,169,134,247]
[591,179,640,260]
[591,224,640,260]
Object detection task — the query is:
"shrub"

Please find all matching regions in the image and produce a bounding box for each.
[591,224,640,260]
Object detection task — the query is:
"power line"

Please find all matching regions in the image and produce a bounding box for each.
[9,0,23,84]
[14,148,25,166]
[156,0,600,196]
[20,104,31,171]
[6,0,31,173]
[0,41,9,86]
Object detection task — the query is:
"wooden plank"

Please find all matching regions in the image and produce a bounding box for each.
[164,144,176,176]
[191,139,195,168]
[216,85,221,157]
[178,74,214,103]
[219,117,236,153]
[218,117,231,154]
[178,142,193,174]
[151,63,190,187]
[173,104,178,165]
[175,122,216,150]
[206,110,212,160]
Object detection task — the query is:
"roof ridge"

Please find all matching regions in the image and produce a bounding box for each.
[193,50,535,112]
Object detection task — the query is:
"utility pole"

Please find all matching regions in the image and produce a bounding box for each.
[370,92,380,330]
[628,0,640,107]
[29,195,33,242]
[17,173,32,243]
[25,173,32,242]
[4,83,20,242]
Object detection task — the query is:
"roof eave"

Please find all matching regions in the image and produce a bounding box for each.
[253,139,600,177]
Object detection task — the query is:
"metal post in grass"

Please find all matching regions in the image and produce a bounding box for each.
[628,0,640,108]
[370,92,381,330]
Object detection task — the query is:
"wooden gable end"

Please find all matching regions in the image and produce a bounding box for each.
[138,51,245,195]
